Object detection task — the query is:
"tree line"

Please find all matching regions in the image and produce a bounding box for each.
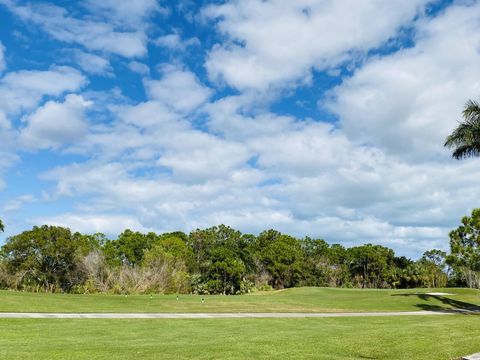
[1,210,478,294]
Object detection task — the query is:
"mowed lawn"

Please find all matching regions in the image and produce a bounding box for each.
[1,288,479,359]
[0,287,479,313]
[1,316,480,359]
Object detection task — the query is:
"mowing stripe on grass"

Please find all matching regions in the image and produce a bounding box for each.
[0,310,461,318]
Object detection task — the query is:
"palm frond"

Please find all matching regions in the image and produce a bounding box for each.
[463,100,480,122]
[452,144,480,160]
[445,97,480,159]
[445,122,476,147]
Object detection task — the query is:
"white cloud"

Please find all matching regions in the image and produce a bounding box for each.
[0,66,87,115]
[204,0,431,90]
[3,194,36,212]
[0,111,10,129]
[156,131,250,183]
[0,41,5,73]
[66,96,251,183]
[41,160,268,233]
[328,1,480,161]
[0,151,18,191]
[250,121,374,177]
[34,213,150,235]
[154,33,200,51]
[128,61,150,76]
[205,93,295,140]
[73,51,113,76]
[20,94,92,150]
[144,66,213,113]
[83,0,163,29]
[119,100,181,129]
[1,66,86,99]
[4,1,147,58]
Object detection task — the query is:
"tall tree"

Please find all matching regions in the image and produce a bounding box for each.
[348,244,395,288]
[254,230,303,289]
[445,99,480,159]
[106,230,157,266]
[1,225,89,292]
[447,209,480,288]
[188,225,251,294]
[0,219,4,232]
[419,250,448,288]
[300,237,331,286]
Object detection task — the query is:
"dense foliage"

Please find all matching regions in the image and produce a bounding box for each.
[2,218,472,294]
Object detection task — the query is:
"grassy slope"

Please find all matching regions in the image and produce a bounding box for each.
[0,287,479,313]
[1,316,480,359]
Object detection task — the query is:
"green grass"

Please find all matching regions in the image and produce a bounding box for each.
[2,288,479,359]
[1,316,480,359]
[0,287,479,313]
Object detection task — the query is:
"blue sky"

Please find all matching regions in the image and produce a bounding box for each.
[1,0,480,258]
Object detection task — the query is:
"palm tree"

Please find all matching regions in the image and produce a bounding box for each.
[444,99,480,159]
[0,219,3,232]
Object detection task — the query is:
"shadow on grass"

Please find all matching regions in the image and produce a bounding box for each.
[392,293,480,314]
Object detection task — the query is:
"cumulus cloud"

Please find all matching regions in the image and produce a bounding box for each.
[156,131,250,183]
[1,66,86,99]
[204,0,432,90]
[119,100,183,130]
[3,1,147,58]
[205,93,295,140]
[67,96,250,183]
[20,94,92,150]
[154,33,200,51]
[0,66,87,116]
[328,1,480,161]
[73,51,113,76]
[144,66,213,113]
[41,159,267,233]
[83,0,163,29]
[128,61,150,76]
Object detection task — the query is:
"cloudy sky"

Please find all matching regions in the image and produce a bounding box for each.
[0,0,479,257]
